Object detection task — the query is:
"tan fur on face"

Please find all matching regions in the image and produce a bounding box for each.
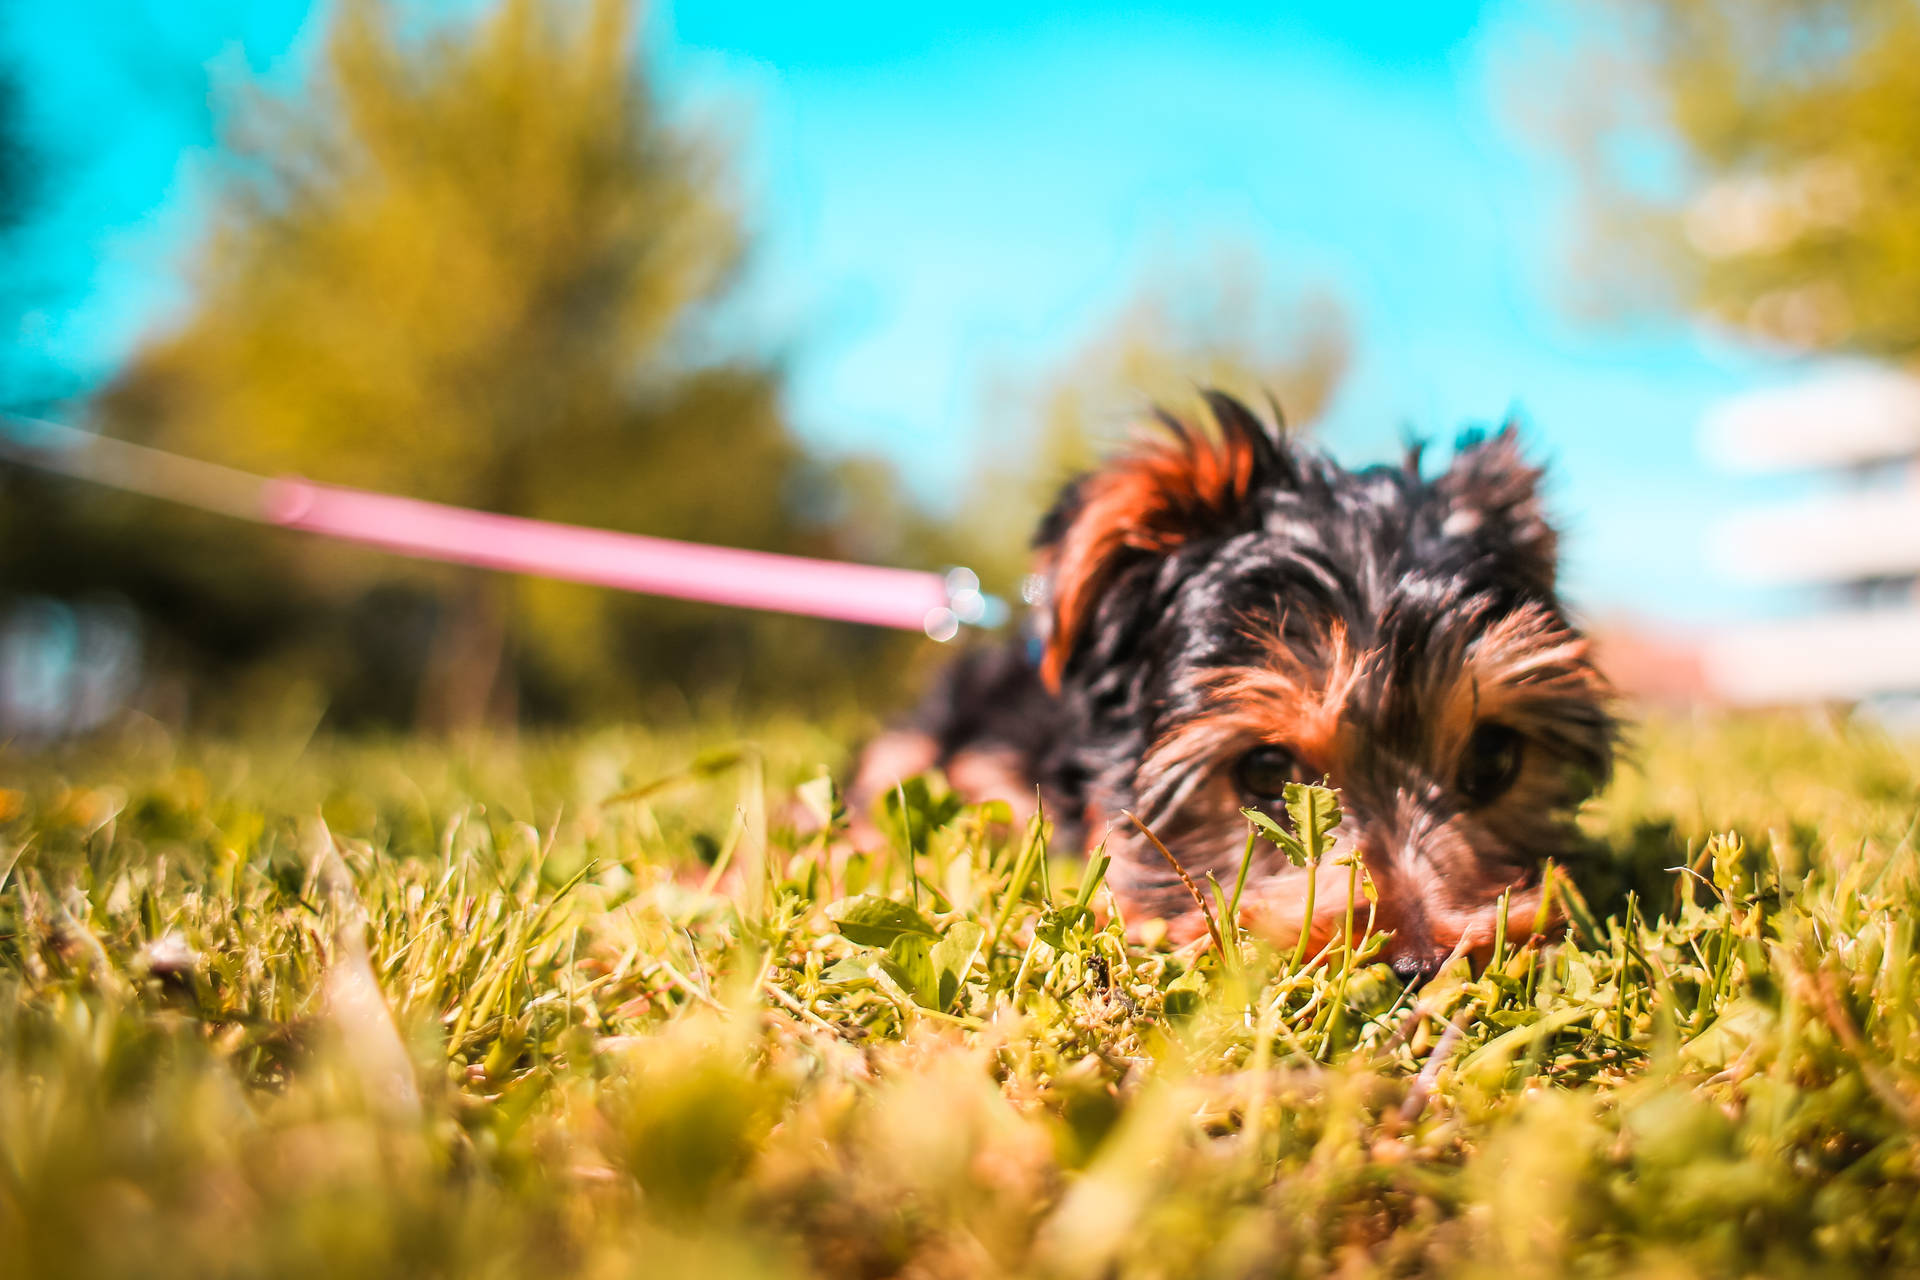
[1115,606,1609,969]
[1436,603,1605,760]
[1141,620,1364,790]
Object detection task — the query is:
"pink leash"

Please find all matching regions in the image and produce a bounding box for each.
[2,416,1000,638]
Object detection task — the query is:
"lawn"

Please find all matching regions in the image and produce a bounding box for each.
[3,712,1919,1278]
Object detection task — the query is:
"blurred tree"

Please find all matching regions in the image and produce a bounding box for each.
[1542,0,1920,356]
[89,0,918,729]
[961,251,1350,592]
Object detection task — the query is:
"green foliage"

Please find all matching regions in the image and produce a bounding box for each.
[32,0,923,728]
[1547,0,1920,355]
[827,893,938,947]
[2,714,1920,1276]
[2,2,1357,731]
[125,0,738,496]
[1243,780,1344,869]
[875,774,965,860]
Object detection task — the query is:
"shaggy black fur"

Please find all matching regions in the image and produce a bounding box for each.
[878,391,1615,969]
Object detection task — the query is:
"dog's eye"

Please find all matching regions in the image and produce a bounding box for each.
[1234,746,1302,802]
[1458,722,1523,806]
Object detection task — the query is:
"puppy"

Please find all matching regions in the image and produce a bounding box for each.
[856,391,1615,979]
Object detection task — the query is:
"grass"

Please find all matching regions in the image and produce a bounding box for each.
[2,712,1920,1278]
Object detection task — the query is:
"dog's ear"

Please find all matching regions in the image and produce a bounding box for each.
[1035,391,1294,691]
[1435,424,1557,592]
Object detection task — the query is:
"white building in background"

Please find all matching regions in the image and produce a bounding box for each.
[1702,365,1920,706]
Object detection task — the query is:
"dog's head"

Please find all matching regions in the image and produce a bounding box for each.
[1034,392,1614,975]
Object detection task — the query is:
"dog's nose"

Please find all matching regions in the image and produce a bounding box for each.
[1389,953,1448,987]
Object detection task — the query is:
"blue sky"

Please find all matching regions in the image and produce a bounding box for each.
[5,0,1809,624]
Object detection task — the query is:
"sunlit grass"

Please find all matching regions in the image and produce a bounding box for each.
[2,713,1919,1278]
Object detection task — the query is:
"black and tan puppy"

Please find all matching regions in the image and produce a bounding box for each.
[857,392,1615,979]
